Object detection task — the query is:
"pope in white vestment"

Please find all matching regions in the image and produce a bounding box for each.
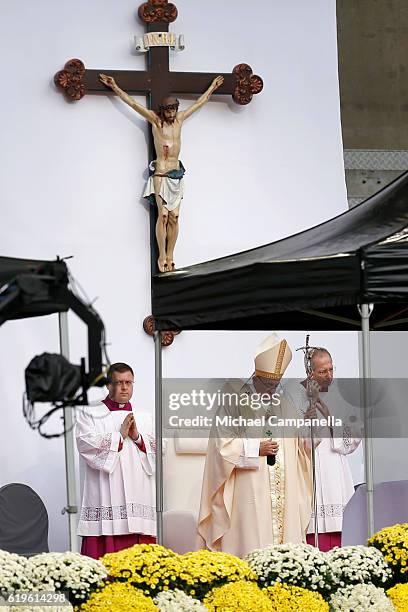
[76,363,156,558]
[198,335,313,558]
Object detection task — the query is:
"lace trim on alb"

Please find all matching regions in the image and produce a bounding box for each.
[80,503,155,522]
[310,503,344,519]
[93,434,113,469]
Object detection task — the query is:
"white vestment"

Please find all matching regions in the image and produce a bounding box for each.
[76,403,156,537]
[198,389,312,558]
[284,381,361,533]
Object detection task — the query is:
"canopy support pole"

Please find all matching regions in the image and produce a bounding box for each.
[59,312,78,552]
[154,331,164,545]
[358,303,375,538]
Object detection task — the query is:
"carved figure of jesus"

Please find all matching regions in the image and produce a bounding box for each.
[100,74,224,272]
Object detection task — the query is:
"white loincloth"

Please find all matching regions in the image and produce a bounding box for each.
[143,161,184,212]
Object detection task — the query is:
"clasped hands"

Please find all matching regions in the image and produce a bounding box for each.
[120,413,139,441]
[259,439,279,457]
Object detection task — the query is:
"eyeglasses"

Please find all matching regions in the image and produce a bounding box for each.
[111,380,134,387]
[315,367,335,376]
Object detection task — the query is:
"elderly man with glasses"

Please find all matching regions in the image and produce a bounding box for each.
[285,348,361,551]
[76,362,156,558]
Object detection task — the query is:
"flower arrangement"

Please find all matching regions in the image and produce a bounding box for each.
[263,583,329,611]
[387,583,408,611]
[101,544,179,596]
[78,582,157,611]
[101,545,255,599]
[29,552,107,604]
[176,550,256,600]
[245,544,335,597]
[329,584,394,611]
[368,523,408,583]
[7,526,408,612]
[0,550,33,593]
[153,588,207,611]
[203,580,272,611]
[327,545,392,589]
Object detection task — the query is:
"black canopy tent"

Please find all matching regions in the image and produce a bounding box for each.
[0,256,106,551]
[151,170,408,541]
[152,171,408,332]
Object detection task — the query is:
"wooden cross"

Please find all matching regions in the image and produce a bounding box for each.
[54,0,263,109]
[54,0,263,277]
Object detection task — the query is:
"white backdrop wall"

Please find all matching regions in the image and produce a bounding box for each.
[0,0,353,551]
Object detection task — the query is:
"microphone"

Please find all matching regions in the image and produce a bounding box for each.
[265,429,277,466]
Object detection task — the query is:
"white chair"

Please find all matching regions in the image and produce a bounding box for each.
[163,510,198,554]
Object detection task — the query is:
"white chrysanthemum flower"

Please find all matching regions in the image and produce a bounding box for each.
[0,550,34,592]
[29,552,107,603]
[330,583,394,611]
[245,543,334,595]
[327,545,392,588]
[154,589,207,611]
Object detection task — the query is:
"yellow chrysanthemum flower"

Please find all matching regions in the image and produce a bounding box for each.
[264,583,329,611]
[79,582,157,611]
[203,580,272,611]
[100,544,182,595]
[388,583,408,611]
[179,550,255,582]
[178,550,256,599]
[100,544,255,599]
[101,544,176,578]
[368,523,408,581]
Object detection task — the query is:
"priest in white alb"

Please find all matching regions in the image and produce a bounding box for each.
[284,347,361,551]
[76,362,156,558]
[198,334,313,558]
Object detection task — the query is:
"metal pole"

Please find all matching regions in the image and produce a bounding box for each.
[58,312,78,552]
[310,423,319,548]
[154,331,164,544]
[358,303,375,538]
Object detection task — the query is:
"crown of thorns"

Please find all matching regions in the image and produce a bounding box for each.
[159,100,179,111]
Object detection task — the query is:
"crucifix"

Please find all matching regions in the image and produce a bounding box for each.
[54,0,263,275]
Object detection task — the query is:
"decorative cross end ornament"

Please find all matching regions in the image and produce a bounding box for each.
[138,0,178,24]
[143,315,181,347]
[233,64,263,105]
[54,59,86,101]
